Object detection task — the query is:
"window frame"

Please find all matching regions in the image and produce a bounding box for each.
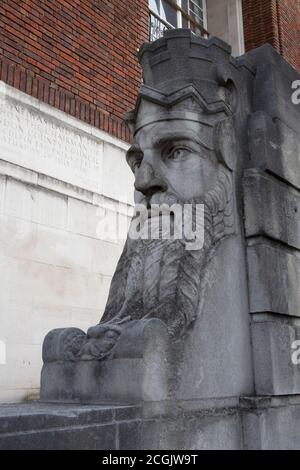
[149,0,209,42]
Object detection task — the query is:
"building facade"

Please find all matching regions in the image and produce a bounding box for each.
[0,0,299,402]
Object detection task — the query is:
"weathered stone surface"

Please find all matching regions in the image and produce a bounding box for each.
[0,86,103,194]
[0,401,243,450]
[119,412,243,450]
[244,170,300,250]
[41,319,170,404]
[31,31,300,449]
[241,396,300,450]
[4,397,300,450]
[0,81,133,199]
[41,29,254,406]
[247,242,300,318]
[247,112,300,190]
[0,403,118,450]
[175,238,253,400]
[0,423,117,450]
[246,43,300,134]
[0,83,133,403]
[251,317,300,395]
[0,403,114,434]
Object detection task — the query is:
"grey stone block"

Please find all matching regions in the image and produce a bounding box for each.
[247,241,300,318]
[246,44,300,134]
[41,319,170,405]
[0,403,121,450]
[244,170,300,250]
[247,112,300,190]
[118,397,244,450]
[137,414,243,450]
[114,405,141,421]
[251,318,300,395]
[0,401,244,450]
[241,396,300,450]
[118,420,143,450]
[0,403,113,434]
[0,423,117,450]
[2,398,300,450]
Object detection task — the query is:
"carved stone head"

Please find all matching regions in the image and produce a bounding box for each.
[125,32,237,207]
[94,31,237,341]
[41,31,253,405]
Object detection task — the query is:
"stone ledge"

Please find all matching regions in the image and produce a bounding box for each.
[0,402,140,435]
[1,396,300,449]
[240,394,300,410]
[0,400,243,450]
[0,159,133,215]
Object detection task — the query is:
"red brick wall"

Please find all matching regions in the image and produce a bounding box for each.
[276,0,300,72]
[0,0,149,142]
[243,0,300,72]
[1,0,299,141]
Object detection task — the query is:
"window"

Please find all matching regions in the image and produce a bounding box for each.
[149,0,208,42]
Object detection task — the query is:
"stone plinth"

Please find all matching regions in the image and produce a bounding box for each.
[2,397,300,450]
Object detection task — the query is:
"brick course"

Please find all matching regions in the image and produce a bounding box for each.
[0,1,299,142]
[243,0,300,72]
[0,0,149,142]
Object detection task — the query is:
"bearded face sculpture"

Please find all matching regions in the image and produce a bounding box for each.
[41,31,239,396]
[82,89,236,358]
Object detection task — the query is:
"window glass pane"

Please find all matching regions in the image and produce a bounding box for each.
[190,1,203,14]
[181,0,188,12]
[190,10,203,24]
[149,0,160,15]
[149,0,206,41]
[182,15,188,28]
[161,0,178,27]
[149,5,173,42]
[191,0,203,9]
[189,0,203,24]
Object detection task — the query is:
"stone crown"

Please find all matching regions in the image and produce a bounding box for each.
[138,29,233,92]
[126,30,239,127]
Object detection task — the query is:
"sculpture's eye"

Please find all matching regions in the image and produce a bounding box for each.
[165,146,190,162]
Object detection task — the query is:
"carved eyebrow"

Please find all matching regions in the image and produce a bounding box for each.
[152,131,204,149]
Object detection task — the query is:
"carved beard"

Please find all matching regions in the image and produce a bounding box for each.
[101,170,234,337]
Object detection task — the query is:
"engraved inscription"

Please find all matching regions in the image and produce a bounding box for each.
[0,98,103,192]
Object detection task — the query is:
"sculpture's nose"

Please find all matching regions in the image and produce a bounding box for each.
[134,161,167,199]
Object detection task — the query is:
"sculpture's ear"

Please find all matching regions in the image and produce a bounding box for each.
[215,64,238,115]
[214,117,237,171]
[213,64,238,170]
